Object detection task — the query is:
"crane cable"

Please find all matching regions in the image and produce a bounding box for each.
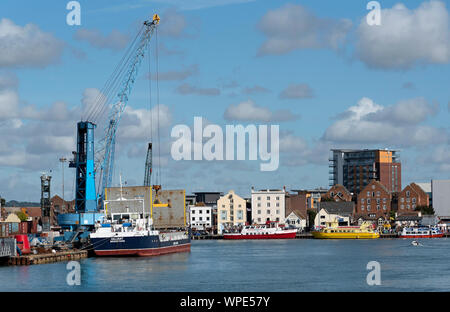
[83,24,145,123]
[155,27,161,187]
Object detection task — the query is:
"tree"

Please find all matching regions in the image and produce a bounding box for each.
[307,209,317,230]
[415,205,434,215]
[15,211,28,222]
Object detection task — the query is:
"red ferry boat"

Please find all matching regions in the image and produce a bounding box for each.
[223,221,297,239]
[399,226,444,238]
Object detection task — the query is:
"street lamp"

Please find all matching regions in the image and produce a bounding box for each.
[59,157,67,213]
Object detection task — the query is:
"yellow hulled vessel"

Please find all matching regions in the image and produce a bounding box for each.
[312,220,379,239]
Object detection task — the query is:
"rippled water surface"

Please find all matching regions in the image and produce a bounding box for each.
[1,238,449,291]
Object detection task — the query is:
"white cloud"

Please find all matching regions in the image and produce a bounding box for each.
[224,100,299,122]
[257,4,352,55]
[355,1,450,69]
[0,18,64,68]
[323,97,447,146]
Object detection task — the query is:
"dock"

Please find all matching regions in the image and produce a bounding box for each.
[8,250,87,266]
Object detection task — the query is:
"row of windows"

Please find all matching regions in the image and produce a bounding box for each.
[221,204,242,208]
[255,196,281,201]
[257,217,280,222]
[191,217,210,221]
[191,210,210,214]
[361,204,387,211]
[400,197,416,203]
[361,198,387,204]
[400,204,415,210]
[256,202,280,207]
[256,209,281,215]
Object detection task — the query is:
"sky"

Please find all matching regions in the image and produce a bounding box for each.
[0,0,449,202]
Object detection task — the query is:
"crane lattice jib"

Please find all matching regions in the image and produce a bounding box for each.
[97,15,159,202]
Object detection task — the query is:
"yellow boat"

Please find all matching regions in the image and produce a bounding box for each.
[311,220,379,239]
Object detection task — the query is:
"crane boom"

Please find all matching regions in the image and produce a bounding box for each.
[96,14,160,203]
[144,143,153,186]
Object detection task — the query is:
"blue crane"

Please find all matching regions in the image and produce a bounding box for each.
[59,14,160,238]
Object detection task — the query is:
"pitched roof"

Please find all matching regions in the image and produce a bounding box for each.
[319,201,354,216]
[285,207,307,220]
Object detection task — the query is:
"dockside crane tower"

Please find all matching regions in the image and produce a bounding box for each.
[58,14,160,239]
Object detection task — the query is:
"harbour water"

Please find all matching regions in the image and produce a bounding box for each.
[1,238,450,292]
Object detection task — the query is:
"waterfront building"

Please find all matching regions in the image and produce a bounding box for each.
[355,180,392,226]
[251,187,286,224]
[217,190,247,234]
[314,201,354,227]
[415,182,432,207]
[193,192,223,232]
[397,183,429,212]
[322,184,352,202]
[189,203,213,231]
[329,149,401,195]
[431,180,450,231]
[292,188,328,211]
[285,191,308,231]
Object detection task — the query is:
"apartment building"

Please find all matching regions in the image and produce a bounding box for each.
[251,187,286,224]
[217,190,247,234]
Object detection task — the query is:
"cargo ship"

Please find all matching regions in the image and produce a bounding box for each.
[89,186,191,256]
[399,226,444,238]
[311,220,379,239]
[90,217,190,256]
[223,221,297,239]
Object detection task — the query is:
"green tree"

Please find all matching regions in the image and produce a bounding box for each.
[415,205,434,215]
[307,209,317,230]
[15,211,28,222]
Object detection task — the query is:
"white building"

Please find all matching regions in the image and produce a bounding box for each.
[314,202,354,228]
[189,204,213,231]
[217,190,247,234]
[251,187,286,225]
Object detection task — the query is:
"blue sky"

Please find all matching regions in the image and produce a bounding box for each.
[0,0,449,201]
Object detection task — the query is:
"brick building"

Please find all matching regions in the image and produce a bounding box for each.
[322,184,352,202]
[398,183,429,212]
[355,180,392,223]
[329,149,401,195]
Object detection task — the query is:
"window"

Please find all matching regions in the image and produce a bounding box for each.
[372,192,375,197]
[361,198,365,204]
[377,205,380,211]
[376,199,380,204]
[406,205,410,210]
[257,210,261,214]
[320,215,325,219]
[238,204,242,208]
[206,210,209,214]
[276,210,280,214]
[267,202,271,207]
[367,205,371,211]
[376,191,380,197]
[267,196,270,200]
[383,205,387,211]
[383,198,387,203]
[199,217,202,221]
[192,217,196,221]
[276,203,280,207]
[372,184,375,190]
[401,204,404,209]
[222,205,225,208]
[367,191,370,197]
[257,197,261,200]
[257,218,261,222]
[406,191,410,197]
[276,196,280,200]
[199,210,202,214]
[367,198,371,204]
[206,217,210,221]
[361,205,365,211]
[266,210,270,214]
[412,198,416,204]
[257,203,261,207]
[401,198,404,203]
